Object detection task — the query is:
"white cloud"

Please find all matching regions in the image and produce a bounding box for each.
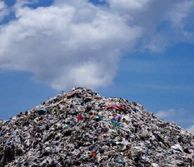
[108,0,150,11]
[156,108,194,131]
[0,1,8,22]
[156,107,194,134]
[187,125,194,135]
[0,1,142,89]
[0,0,194,89]
[149,2,194,51]
[156,109,176,119]
[168,1,194,28]
[0,2,5,11]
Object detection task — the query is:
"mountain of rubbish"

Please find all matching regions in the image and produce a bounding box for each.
[0,87,194,167]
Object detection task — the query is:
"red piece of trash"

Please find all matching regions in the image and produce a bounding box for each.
[106,104,126,111]
[77,114,84,121]
[90,151,97,158]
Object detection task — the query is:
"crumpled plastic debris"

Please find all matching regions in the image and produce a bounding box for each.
[0,87,194,167]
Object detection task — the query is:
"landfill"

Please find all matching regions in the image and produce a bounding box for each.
[0,87,194,167]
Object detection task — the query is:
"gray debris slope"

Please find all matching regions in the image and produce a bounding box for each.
[0,87,194,167]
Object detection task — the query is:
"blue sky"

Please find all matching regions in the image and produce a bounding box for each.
[0,0,194,132]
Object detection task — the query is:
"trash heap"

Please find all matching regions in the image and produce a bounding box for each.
[0,87,194,167]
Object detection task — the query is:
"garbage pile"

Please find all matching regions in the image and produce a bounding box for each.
[0,87,194,167]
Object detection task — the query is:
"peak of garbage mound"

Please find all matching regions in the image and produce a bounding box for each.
[0,87,194,167]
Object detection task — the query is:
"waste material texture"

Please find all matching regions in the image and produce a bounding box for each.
[0,87,194,167]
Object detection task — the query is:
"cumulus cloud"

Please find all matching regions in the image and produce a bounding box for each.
[0,0,193,89]
[0,0,142,89]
